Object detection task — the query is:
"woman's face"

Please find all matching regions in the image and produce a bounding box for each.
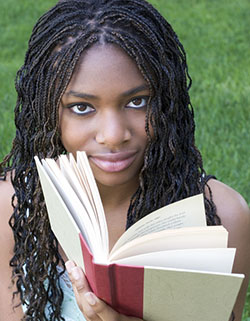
[60,44,150,188]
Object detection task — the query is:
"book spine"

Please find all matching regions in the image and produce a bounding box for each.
[79,233,144,318]
[112,264,144,318]
[93,263,144,318]
[93,263,115,307]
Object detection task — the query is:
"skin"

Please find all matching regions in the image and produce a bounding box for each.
[0,44,249,321]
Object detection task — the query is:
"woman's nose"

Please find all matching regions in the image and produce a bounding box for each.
[95,110,131,148]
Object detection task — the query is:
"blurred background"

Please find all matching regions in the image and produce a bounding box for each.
[0,0,249,318]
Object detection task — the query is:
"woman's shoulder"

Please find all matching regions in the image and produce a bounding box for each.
[0,172,14,225]
[0,171,15,260]
[206,178,250,230]
[0,175,24,318]
[0,172,15,269]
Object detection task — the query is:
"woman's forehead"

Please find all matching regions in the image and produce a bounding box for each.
[64,44,148,96]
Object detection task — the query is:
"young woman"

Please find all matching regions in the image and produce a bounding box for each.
[0,1,249,320]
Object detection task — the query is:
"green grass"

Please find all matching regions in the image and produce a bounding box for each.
[0,0,249,318]
[0,0,57,157]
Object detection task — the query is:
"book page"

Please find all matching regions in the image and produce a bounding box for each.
[41,158,106,261]
[109,226,228,261]
[111,248,236,273]
[111,194,206,254]
[35,157,86,270]
[58,155,103,247]
[77,152,109,254]
[69,154,97,214]
[143,267,244,321]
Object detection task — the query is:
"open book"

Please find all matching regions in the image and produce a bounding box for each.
[35,152,244,321]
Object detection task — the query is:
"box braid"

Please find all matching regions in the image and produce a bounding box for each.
[0,0,220,319]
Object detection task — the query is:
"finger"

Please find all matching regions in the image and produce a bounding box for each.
[84,292,120,321]
[66,261,91,294]
[71,267,98,318]
[66,261,99,319]
[65,261,88,289]
[84,292,141,321]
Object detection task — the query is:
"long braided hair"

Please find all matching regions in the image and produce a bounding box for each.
[0,0,220,319]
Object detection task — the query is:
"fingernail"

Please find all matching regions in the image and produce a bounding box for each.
[65,261,75,273]
[85,292,97,306]
[71,267,81,281]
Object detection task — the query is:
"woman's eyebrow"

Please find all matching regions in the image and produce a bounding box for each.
[64,84,149,100]
[120,84,149,97]
[64,90,97,99]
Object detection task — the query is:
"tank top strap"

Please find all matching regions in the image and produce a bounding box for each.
[202,174,217,184]
[205,174,216,181]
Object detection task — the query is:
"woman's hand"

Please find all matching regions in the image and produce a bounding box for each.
[65,261,143,321]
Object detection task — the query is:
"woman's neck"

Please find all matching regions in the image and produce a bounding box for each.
[97,178,139,213]
[97,179,139,251]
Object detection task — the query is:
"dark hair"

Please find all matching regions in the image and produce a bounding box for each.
[0,0,220,319]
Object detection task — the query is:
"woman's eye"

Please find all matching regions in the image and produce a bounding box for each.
[69,103,95,115]
[126,97,148,109]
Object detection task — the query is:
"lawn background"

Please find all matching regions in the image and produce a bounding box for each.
[0,0,249,319]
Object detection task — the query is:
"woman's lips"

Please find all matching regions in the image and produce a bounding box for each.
[89,152,137,173]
